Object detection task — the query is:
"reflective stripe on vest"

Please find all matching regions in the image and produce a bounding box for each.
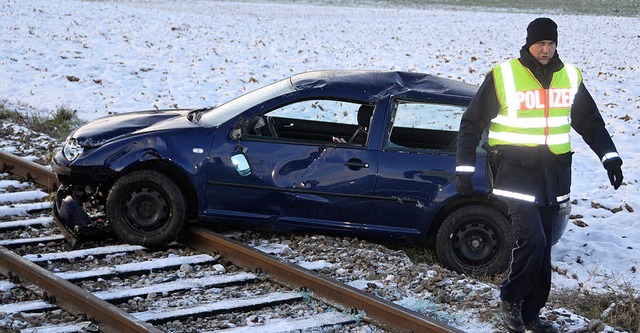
[456,165,475,174]
[557,193,571,203]
[492,188,536,202]
[492,188,571,203]
[489,60,582,155]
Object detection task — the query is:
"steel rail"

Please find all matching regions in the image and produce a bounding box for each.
[0,150,462,332]
[187,227,463,333]
[0,149,58,190]
[0,150,79,245]
[0,151,160,332]
[0,246,161,333]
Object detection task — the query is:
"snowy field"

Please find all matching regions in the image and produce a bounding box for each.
[1,0,639,329]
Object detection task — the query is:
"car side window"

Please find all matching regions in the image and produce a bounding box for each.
[247,99,374,146]
[385,101,465,152]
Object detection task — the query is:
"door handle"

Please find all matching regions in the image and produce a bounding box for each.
[344,160,369,169]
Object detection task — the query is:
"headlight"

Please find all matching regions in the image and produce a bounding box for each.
[62,139,84,161]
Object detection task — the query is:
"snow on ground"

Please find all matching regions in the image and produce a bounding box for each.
[1,0,639,331]
[0,201,50,218]
[0,189,48,204]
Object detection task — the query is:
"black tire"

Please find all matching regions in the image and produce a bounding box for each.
[435,205,512,276]
[106,170,187,247]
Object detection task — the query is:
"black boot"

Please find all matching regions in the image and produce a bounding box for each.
[501,300,524,333]
[524,316,558,333]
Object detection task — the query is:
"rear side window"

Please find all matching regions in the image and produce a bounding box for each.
[385,101,465,152]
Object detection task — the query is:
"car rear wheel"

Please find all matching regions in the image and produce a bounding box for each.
[435,205,512,276]
[106,170,187,247]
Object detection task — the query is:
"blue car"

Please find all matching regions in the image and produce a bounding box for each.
[52,70,568,275]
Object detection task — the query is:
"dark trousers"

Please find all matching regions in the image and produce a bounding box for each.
[500,200,558,321]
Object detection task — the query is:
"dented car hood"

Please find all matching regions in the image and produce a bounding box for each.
[72,109,191,147]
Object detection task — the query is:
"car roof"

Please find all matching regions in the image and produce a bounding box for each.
[290,70,478,102]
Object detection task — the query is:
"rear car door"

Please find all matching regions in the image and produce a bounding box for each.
[365,100,466,235]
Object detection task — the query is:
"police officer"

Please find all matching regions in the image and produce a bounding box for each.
[455,18,623,333]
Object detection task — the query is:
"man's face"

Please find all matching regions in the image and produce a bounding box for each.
[528,40,557,65]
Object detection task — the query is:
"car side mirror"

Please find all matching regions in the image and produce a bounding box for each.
[231,153,251,176]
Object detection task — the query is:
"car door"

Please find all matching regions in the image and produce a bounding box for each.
[365,100,467,235]
[205,99,378,231]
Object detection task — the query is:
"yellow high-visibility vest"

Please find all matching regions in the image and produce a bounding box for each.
[489,59,582,154]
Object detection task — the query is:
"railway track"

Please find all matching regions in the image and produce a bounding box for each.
[0,124,462,332]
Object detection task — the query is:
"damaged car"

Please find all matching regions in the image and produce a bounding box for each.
[51,70,568,275]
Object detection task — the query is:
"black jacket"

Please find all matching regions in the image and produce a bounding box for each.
[456,46,619,206]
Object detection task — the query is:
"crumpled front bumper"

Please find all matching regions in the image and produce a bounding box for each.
[52,186,111,246]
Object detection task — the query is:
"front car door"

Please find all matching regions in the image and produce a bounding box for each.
[206,98,378,232]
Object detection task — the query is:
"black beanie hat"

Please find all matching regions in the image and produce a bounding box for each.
[526,18,558,47]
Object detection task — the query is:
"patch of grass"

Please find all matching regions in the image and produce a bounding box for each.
[401,244,440,267]
[0,328,19,333]
[400,242,639,331]
[0,103,16,120]
[0,103,84,140]
[399,0,638,17]
[329,0,639,17]
[551,286,640,332]
[400,244,509,282]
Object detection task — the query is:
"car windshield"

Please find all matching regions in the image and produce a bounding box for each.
[199,78,295,127]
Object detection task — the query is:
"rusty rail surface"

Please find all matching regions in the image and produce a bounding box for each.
[0,246,161,333]
[187,227,462,333]
[0,149,58,190]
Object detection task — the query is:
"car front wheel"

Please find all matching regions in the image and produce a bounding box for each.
[435,204,512,276]
[106,170,187,247]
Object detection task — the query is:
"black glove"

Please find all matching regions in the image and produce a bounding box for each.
[455,174,474,196]
[603,157,623,190]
